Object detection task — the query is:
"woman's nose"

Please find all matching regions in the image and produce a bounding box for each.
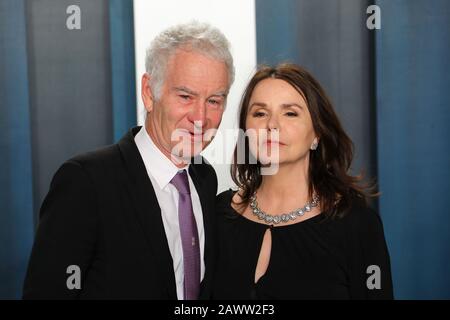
[267,114,279,131]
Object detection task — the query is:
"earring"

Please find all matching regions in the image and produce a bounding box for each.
[310,138,318,150]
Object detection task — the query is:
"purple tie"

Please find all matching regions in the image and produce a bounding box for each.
[170,170,200,300]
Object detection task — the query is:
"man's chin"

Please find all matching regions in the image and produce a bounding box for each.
[169,152,191,166]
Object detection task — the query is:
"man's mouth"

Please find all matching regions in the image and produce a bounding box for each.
[188,131,203,142]
[174,129,204,142]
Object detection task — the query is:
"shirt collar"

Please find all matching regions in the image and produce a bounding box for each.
[134,126,189,189]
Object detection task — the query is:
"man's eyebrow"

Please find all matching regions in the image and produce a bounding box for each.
[210,91,228,98]
[173,86,199,96]
[173,87,228,98]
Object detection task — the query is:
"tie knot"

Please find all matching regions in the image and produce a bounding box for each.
[170,170,191,194]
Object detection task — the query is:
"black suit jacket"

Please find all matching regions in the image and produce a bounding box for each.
[23,127,217,299]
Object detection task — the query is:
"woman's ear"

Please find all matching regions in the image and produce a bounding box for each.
[310,137,319,150]
[141,73,154,113]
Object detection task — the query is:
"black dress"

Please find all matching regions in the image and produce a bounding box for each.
[212,189,393,300]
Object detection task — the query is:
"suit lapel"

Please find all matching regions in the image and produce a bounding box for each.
[117,127,177,299]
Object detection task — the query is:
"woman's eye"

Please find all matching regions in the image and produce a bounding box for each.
[285,112,298,117]
[252,112,266,117]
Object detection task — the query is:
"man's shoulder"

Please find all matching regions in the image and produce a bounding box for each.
[66,127,138,170]
[43,143,124,203]
[68,143,122,171]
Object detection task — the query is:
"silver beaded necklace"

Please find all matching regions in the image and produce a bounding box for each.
[250,193,320,225]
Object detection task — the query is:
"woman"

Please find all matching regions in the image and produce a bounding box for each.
[213,64,393,299]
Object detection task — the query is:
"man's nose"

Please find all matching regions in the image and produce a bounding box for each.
[188,101,207,128]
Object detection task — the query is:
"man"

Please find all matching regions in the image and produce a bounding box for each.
[23,21,234,299]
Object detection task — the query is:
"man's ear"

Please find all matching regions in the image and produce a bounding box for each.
[141,73,154,112]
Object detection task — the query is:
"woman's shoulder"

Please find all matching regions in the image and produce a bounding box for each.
[216,188,237,210]
[338,196,386,236]
[216,188,235,203]
[216,188,238,216]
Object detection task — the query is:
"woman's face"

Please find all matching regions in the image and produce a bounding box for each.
[245,78,317,166]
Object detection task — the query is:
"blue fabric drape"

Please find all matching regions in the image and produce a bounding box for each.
[109,0,137,141]
[0,0,35,299]
[0,0,137,299]
[376,0,450,299]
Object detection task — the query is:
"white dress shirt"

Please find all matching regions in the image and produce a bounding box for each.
[134,126,205,300]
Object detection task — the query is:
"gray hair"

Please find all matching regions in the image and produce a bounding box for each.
[145,21,235,100]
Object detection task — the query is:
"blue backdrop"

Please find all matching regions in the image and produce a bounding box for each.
[0,0,136,299]
[0,0,34,300]
[376,0,450,299]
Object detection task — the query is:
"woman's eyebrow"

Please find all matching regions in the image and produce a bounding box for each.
[249,102,267,110]
[281,103,303,109]
[249,102,304,111]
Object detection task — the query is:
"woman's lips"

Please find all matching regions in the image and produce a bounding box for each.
[265,140,285,146]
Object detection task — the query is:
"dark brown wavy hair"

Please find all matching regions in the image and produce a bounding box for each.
[231,63,377,219]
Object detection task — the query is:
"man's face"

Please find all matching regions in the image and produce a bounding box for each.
[142,48,229,164]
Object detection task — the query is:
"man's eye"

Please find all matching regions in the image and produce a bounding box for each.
[180,95,191,100]
[208,99,220,105]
